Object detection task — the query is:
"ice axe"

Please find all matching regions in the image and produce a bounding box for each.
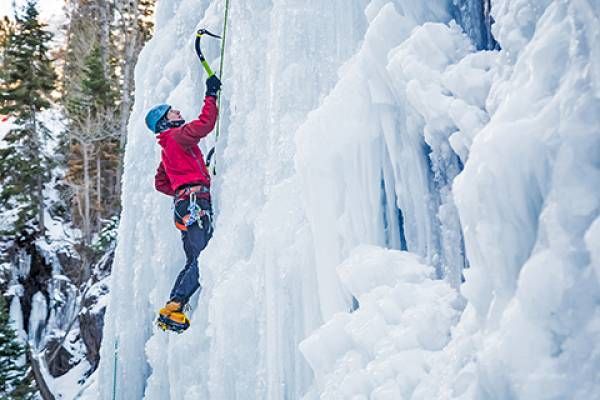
[195,29,221,77]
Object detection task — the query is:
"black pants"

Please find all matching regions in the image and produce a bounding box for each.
[169,197,213,305]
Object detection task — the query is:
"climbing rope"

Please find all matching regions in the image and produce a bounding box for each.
[209,0,231,175]
[112,338,119,400]
[195,0,231,175]
[215,0,231,140]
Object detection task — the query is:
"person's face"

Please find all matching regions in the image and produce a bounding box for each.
[166,108,182,121]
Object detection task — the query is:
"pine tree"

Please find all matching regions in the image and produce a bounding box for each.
[0,17,14,63]
[64,42,119,250]
[59,0,155,265]
[61,1,148,249]
[0,296,35,399]
[137,0,155,42]
[0,0,57,243]
[81,45,115,111]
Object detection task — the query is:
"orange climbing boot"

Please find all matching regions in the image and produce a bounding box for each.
[157,301,190,333]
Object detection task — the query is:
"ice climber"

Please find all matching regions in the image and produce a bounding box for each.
[145,75,221,332]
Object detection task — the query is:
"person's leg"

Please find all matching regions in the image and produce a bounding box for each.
[169,216,211,304]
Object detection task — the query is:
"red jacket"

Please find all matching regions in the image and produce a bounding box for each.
[154,96,218,196]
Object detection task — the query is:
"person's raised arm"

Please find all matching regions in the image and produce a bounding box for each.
[173,76,221,148]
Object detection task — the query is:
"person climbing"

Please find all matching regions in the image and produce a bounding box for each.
[145,75,222,332]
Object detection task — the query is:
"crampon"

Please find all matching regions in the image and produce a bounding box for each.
[157,302,191,333]
[156,314,190,333]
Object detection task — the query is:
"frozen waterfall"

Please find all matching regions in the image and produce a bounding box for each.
[94,0,600,399]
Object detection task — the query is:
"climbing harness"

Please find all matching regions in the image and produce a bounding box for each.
[173,187,213,232]
[175,184,210,198]
[186,192,204,228]
[195,0,231,175]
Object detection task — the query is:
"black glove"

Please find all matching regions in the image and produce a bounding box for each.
[205,75,222,97]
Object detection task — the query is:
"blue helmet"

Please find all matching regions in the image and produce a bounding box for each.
[145,104,171,133]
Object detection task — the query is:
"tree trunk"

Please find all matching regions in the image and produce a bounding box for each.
[82,141,91,245]
[98,0,111,78]
[37,174,45,234]
[31,104,45,235]
[96,150,102,218]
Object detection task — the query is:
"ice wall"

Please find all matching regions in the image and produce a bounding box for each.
[98,1,370,399]
[299,0,600,399]
[96,0,599,399]
[445,1,600,397]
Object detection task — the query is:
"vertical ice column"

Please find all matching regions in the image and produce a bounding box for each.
[9,296,27,367]
[200,1,370,399]
[97,0,213,398]
[28,292,48,351]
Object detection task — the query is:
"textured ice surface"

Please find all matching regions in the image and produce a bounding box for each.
[98,1,369,399]
[300,245,462,399]
[94,0,600,399]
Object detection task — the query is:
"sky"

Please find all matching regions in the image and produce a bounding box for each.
[0,0,66,36]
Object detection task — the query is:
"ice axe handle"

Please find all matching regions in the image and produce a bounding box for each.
[195,29,221,77]
[201,60,215,77]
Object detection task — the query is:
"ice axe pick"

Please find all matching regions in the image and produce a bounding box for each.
[195,29,221,77]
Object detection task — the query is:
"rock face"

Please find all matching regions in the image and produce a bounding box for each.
[79,281,109,369]
[55,247,83,285]
[45,336,77,377]
[39,245,113,376]
[3,236,114,385]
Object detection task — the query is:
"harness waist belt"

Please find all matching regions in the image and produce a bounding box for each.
[175,184,210,198]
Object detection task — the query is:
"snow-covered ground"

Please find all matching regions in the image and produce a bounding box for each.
[95,0,600,399]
